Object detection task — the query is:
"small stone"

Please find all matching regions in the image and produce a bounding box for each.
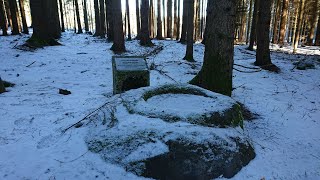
[59,89,71,95]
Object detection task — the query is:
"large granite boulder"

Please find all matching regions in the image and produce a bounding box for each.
[85,84,255,179]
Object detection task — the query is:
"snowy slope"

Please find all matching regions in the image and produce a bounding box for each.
[0,32,319,180]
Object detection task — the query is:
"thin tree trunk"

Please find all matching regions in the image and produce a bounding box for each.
[167,0,173,38]
[74,0,82,33]
[176,0,181,40]
[255,0,272,66]
[183,0,195,62]
[83,0,89,32]
[111,0,125,52]
[279,0,289,46]
[140,0,153,46]
[315,9,320,46]
[306,0,318,45]
[18,0,28,34]
[190,0,237,96]
[4,0,11,28]
[293,0,305,53]
[180,0,187,43]
[149,0,155,38]
[99,0,106,36]
[106,0,113,41]
[0,0,8,35]
[246,0,253,44]
[272,0,281,43]
[93,0,101,36]
[125,0,131,40]
[292,0,299,46]
[195,0,201,41]
[136,0,141,39]
[156,0,163,39]
[174,0,178,38]
[247,0,259,50]
[163,0,166,36]
[59,0,65,32]
[8,0,20,35]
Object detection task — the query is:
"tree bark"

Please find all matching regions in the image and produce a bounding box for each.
[176,0,181,40]
[18,0,28,34]
[278,0,289,46]
[174,0,178,38]
[4,0,11,28]
[315,9,320,46]
[180,0,188,43]
[195,0,201,41]
[140,0,153,46]
[306,0,318,45]
[190,0,237,96]
[293,0,305,53]
[247,0,259,50]
[8,0,20,35]
[28,0,61,46]
[149,0,155,38]
[106,0,113,41]
[136,0,141,38]
[271,0,281,44]
[183,0,195,61]
[125,0,131,40]
[59,0,65,32]
[255,0,272,66]
[83,0,89,32]
[74,0,82,33]
[246,0,253,44]
[0,0,8,35]
[156,0,163,39]
[167,0,173,38]
[94,0,101,36]
[110,0,125,52]
[99,0,106,36]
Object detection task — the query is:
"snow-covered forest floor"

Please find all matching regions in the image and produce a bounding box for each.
[0,32,319,180]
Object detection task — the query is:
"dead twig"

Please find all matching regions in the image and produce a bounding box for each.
[54,150,89,163]
[26,61,36,67]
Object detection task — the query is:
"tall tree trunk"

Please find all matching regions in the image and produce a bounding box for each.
[125,0,131,40]
[28,0,61,46]
[190,0,237,96]
[75,0,82,33]
[315,9,320,46]
[94,0,101,36]
[239,0,248,42]
[111,0,125,52]
[278,0,289,46]
[59,0,65,32]
[0,0,8,35]
[4,0,11,28]
[180,0,187,43]
[99,0,106,36]
[149,0,155,38]
[73,0,76,33]
[247,0,259,50]
[162,0,166,35]
[156,0,163,39]
[183,0,195,61]
[136,0,141,38]
[293,0,305,53]
[272,0,281,43]
[167,0,173,38]
[8,0,20,35]
[176,0,181,40]
[195,0,201,41]
[246,0,253,44]
[83,0,89,32]
[140,0,153,46]
[106,0,113,41]
[255,0,272,66]
[292,0,299,46]
[173,0,178,38]
[18,0,28,34]
[306,0,318,45]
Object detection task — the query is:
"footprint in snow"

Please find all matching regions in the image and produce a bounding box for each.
[37,134,62,149]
